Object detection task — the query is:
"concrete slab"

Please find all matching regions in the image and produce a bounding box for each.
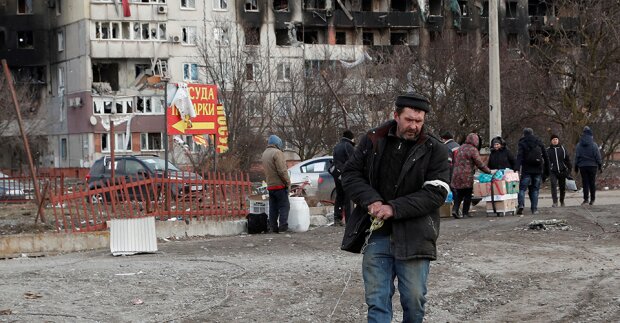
[0,231,109,258]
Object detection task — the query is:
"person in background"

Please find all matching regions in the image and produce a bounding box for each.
[516,128,550,215]
[341,92,450,322]
[451,133,493,219]
[331,130,355,226]
[574,126,603,205]
[261,135,291,233]
[441,131,460,185]
[487,136,516,170]
[547,134,571,207]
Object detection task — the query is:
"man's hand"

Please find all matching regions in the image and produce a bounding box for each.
[369,202,394,221]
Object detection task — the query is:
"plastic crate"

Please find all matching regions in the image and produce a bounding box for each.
[249,199,269,215]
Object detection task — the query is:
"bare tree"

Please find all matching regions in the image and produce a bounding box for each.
[524,0,620,161]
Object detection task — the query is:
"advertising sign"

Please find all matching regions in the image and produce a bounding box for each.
[167,84,218,136]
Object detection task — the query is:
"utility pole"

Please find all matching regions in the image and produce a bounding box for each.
[489,0,502,144]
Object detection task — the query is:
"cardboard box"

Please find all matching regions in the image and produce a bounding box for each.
[473,182,491,197]
[440,203,453,218]
[505,181,519,194]
[504,171,520,182]
[486,198,516,212]
[491,180,507,195]
[248,194,269,215]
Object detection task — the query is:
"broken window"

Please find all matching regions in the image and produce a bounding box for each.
[17,31,34,49]
[214,0,227,10]
[111,22,121,39]
[100,132,132,152]
[335,32,346,45]
[277,62,291,81]
[17,0,33,14]
[363,32,374,45]
[391,0,406,12]
[214,27,229,46]
[274,0,288,11]
[275,29,290,46]
[122,22,130,39]
[141,133,162,151]
[528,0,547,16]
[92,63,119,91]
[481,1,489,17]
[183,63,199,81]
[390,32,407,45]
[429,0,442,16]
[57,30,64,51]
[458,0,468,16]
[181,0,195,9]
[12,66,45,84]
[361,0,372,11]
[245,27,260,45]
[0,30,5,50]
[245,0,258,11]
[182,26,196,45]
[135,64,150,78]
[506,1,518,18]
[304,0,325,9]
[246,63,260,81]
[303,30,319,44]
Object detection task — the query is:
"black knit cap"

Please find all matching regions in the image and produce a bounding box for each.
[550,134,559,140]
[395,92,430,113]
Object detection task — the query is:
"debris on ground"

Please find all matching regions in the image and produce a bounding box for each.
[528,219,570,231]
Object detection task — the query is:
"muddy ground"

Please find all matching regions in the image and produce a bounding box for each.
[1,189,620,322]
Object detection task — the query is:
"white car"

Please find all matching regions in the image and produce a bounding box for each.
[287,156,333,197]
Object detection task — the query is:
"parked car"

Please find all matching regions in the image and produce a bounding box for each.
[86,155,203,203]
[316,172,337,202]
[287,156,333,197]
[0,171,27,201]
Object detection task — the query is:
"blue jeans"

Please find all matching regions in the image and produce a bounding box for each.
[268,188,289,232]
[362,234,430,323]
[518,173,542,212]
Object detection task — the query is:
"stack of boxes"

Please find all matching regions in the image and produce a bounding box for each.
[473,170,520,215]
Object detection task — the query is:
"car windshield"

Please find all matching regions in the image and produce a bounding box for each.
[140,158,180,172]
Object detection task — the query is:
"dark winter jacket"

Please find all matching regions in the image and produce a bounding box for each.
[516,134,550,176]
[487,137,517,170]
[332,137,355,173]
[574,133,602,170]
[547,144,571,174]
[451,133,491,189]
[444,139,459,182]
[341,121,450,260]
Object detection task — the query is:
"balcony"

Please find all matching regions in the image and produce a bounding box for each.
[426,15,444,31]
[333,11,420,28]
[90,41,170,59]
[302,10,329,27]
[90,2,169,21]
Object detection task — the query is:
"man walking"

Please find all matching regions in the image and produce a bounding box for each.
[440,131,459,184]
[547,134,571,207]
[516,128,550,215]
[331,129,355,226]
[261,135,291,233]
[341,92,450,322]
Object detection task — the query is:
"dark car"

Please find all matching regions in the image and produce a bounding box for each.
[86,155,202,203]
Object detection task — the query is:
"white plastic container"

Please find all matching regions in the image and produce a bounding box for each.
[288,196,310,232]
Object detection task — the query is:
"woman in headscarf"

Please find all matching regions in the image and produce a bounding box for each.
[451,133,493,218]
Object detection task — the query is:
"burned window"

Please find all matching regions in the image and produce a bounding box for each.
[458,0,468,16]
[17,0,33,14]
[275,29,290,46]
[363,32,374,45]
[507,33,519,48]
[506,1,518,18]
[361,0,372,11]
[92,63,119,91]
[303,30,319,44]
[12,66,45,84]
[245,0,258,11]
[245,27,260,45]
[391,0,406,12]
[390,32,407,45]
[481,1,489,17]
[335,32,346,45]
[17,31,34,49]
[274,0,288,11]
[429,0,442,16]
[528,0,548,16]
[304,0,325,9]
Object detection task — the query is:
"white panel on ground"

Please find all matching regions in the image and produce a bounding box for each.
[110,217,158,256]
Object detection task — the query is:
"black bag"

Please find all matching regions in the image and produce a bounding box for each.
[246,213,268,234]
[525,144,543,166]
[340,210,371,253]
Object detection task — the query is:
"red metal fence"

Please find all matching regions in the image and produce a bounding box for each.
[2,171,252,233]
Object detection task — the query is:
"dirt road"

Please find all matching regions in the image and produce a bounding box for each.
[1,199,620,322]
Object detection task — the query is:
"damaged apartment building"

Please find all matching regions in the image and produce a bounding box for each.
[0,0,578,168]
